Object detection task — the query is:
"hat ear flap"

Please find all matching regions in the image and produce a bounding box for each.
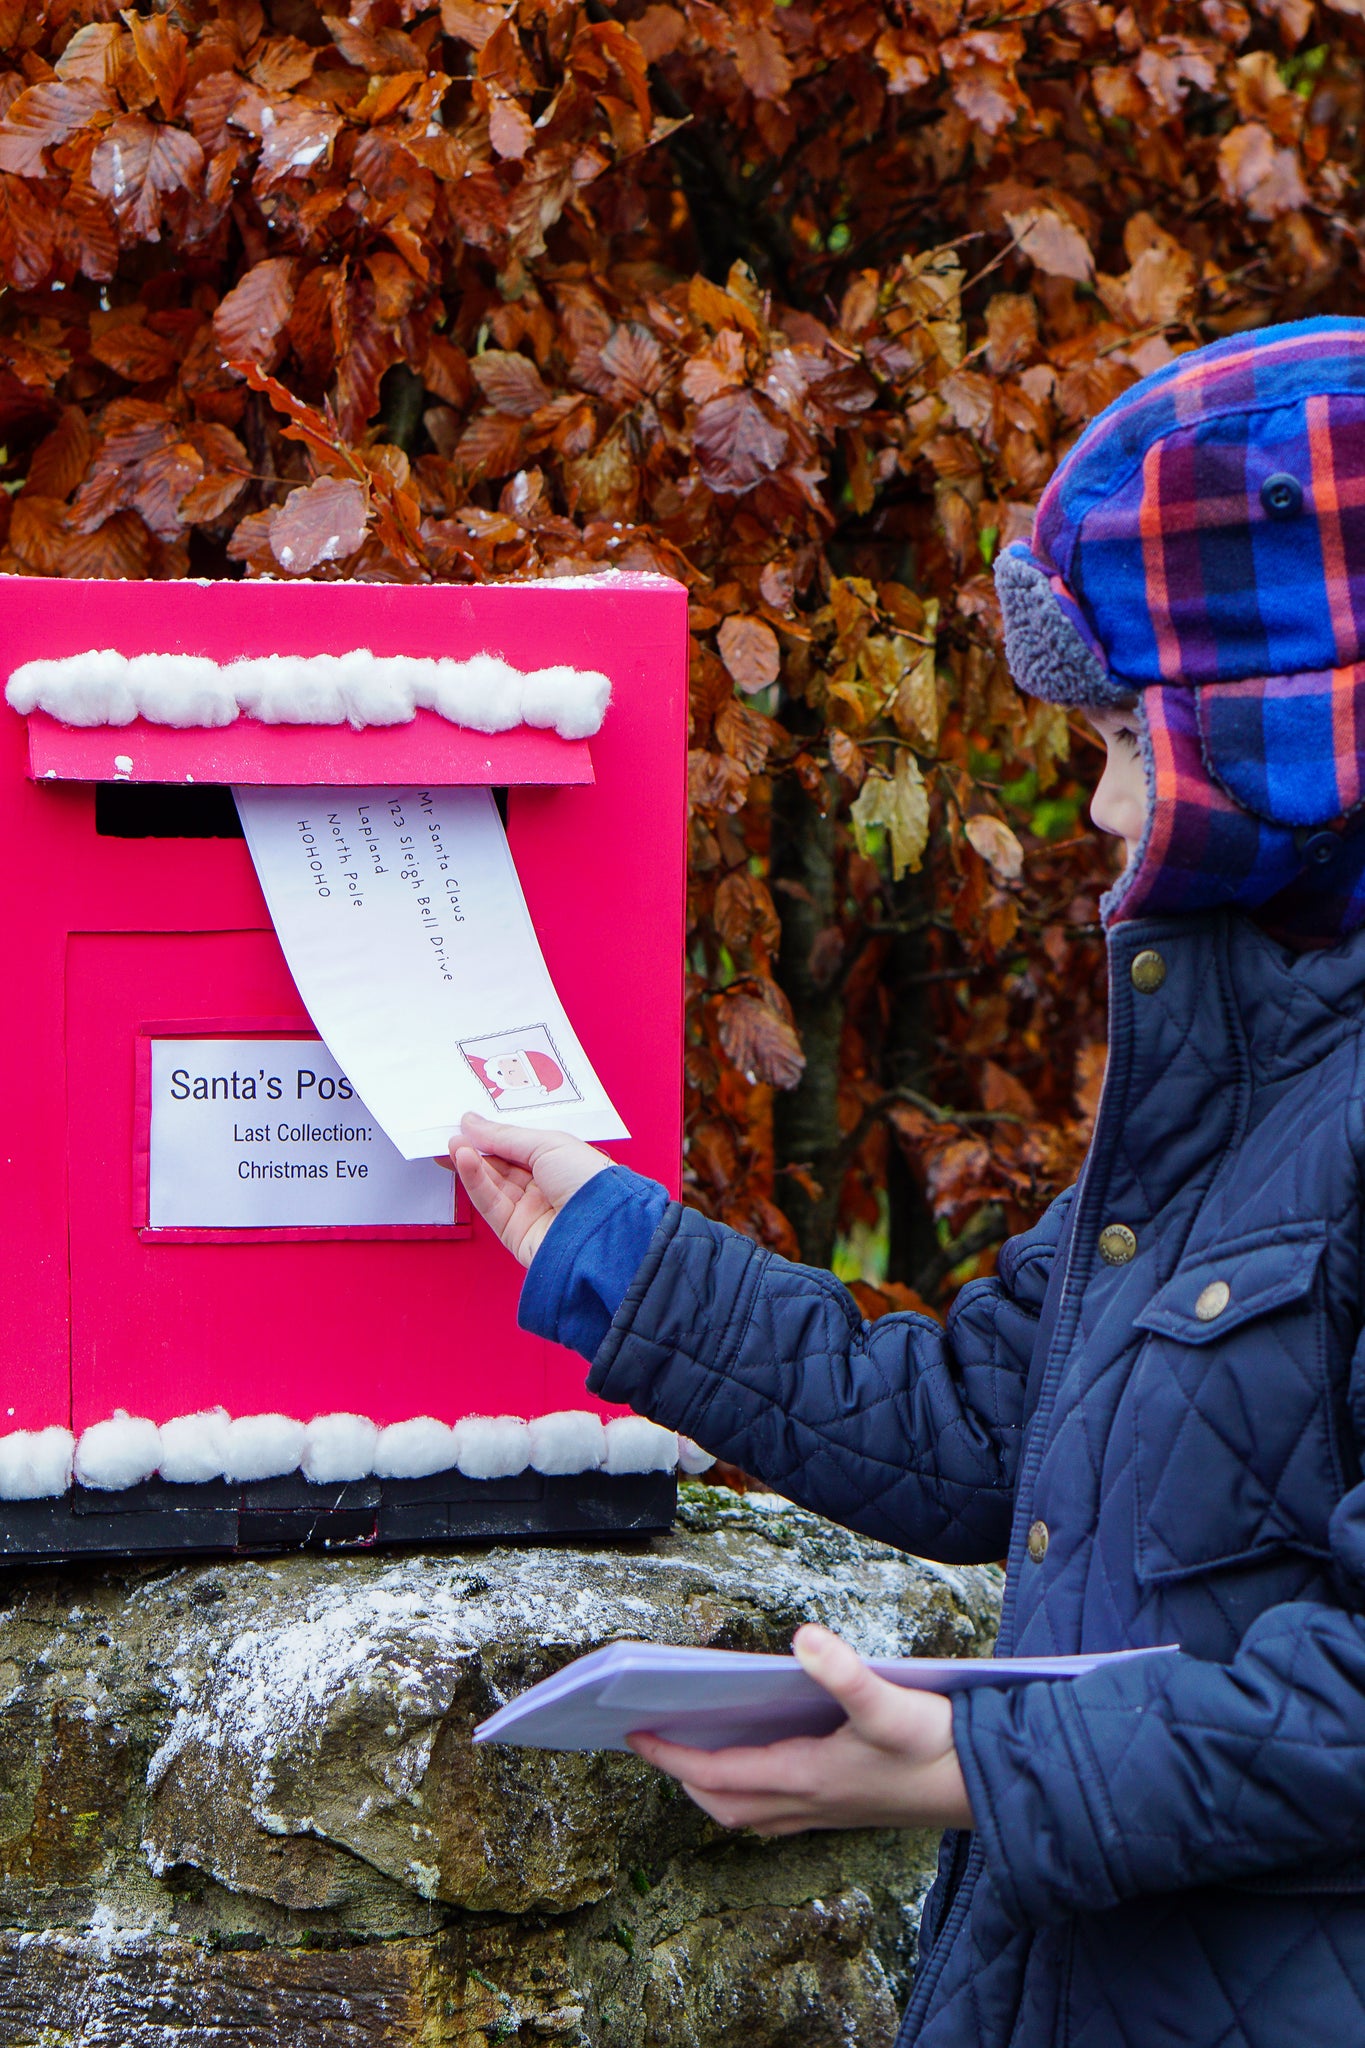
[994,544,1130,708]
[1196,674,1365,828]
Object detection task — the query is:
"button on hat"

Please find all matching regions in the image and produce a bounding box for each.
[1260,472,1303,520]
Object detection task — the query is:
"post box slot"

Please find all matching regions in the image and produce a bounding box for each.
[96,783,244,839]
[93,783,513,836]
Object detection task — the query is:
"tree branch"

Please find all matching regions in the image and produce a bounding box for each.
[913,1203,1009,1301]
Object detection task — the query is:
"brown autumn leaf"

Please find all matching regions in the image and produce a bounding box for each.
[87,310,180,384]
[714,870,782,954]
[323,14,423,74]
[694,389,787,493]
[715,696,777,772]
[255,102,344,188]
[718,613,781,693]
[632,4,686,61]
[126,10,189,122]
[874,28,936,95]
[90,112,203,240]
[688,747,750,814]
[964,813,1025,880]
[440,0,504,48]
[716,988,806,1089]
[54,23,127,89]
[269,475,371,575]
[598,322,666,403]
[733,22,792,102]
[829,729,867,788]
[367,251,421,325]
[488,97,535,160]
[941,31,1028,135]
[1218,121,1309,219]
[0,81,110,177]
[1004,206,1094,281]
[472,348,551,417]
[984,293,1038,374]
[25,407,91,501]
[251,37,319,94]
[213,256,296,369]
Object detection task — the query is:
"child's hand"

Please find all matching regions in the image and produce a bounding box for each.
[626,1624,974,1835]
[447,1112,611,1266]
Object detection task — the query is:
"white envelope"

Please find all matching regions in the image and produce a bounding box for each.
[235,784,629,1159]
[473,1640,1179,1753]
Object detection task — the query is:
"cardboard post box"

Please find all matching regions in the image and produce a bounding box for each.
[0,571,688,1558]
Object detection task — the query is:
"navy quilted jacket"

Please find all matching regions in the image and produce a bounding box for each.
[586,909,1365,2048]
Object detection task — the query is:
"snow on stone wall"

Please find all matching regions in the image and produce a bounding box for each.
[6,648,611,739]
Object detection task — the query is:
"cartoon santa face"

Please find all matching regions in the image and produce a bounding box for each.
[476,1047,566,1106]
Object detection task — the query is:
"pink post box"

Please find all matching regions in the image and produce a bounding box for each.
[0,571,688,1558]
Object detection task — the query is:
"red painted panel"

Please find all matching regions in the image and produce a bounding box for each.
[28,711,595,787]
[0,572,687,1436]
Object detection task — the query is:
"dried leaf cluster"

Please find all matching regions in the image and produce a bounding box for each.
[0,0,1361,1308]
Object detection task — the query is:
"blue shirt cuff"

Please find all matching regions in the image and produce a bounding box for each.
[517,1164,670,1362]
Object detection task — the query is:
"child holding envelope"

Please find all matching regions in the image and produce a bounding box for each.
[455,321,1365,2048]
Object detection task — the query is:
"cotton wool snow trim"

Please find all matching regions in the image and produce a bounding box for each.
[0,1410,713,1500]
[5,649,611,740]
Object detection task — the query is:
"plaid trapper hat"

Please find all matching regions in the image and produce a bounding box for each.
[996,317,1365,943]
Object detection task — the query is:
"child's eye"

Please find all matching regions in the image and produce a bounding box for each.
[1113,725,1140,753]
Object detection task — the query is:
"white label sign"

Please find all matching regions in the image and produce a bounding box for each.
[147,1038,456,1231]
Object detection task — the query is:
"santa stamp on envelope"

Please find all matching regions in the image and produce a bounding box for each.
[460,1024,583,1114]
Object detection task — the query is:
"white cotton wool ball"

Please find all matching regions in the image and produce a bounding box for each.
[302,1413,379,1485]
[373,1417,457,1480]
[230,655,346,725]
[419,654,524,733]
[677,1436,717,1475]
[337,652,417,729]
[5,661,46,715]
[220,1413,307,1483]
[127,655,239,729]
[603,1416,678,1475]
[0,1427,75,1500]
[453,1415,530,1480]
[157,1409,230,1484]
[11,651,140,726]
[75,1412,162,1492]
[520,664,612,741]
[528,1411,606,1476]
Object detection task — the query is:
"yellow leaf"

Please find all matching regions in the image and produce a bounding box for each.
[850,750,930,880]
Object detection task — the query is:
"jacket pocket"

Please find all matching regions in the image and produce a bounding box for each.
[1129,1220,1341,1582]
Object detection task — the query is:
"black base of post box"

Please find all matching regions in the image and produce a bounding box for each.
[0,1469,677,1564]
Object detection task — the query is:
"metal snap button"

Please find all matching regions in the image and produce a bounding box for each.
[1098,1223,1138,1265]
[1261,472,1303,520]
[1195,1279,1231,1322]
[1027,1519,1049,1563]
[1131,949,1166,994]
[1296,828,1339,867]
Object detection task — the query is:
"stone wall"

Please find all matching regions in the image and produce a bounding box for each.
[0,1483,1000,2046]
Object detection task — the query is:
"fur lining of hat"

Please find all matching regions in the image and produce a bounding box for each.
[994,544,1131,709]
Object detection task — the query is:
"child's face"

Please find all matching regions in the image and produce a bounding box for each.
[1087,703,1148,863]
